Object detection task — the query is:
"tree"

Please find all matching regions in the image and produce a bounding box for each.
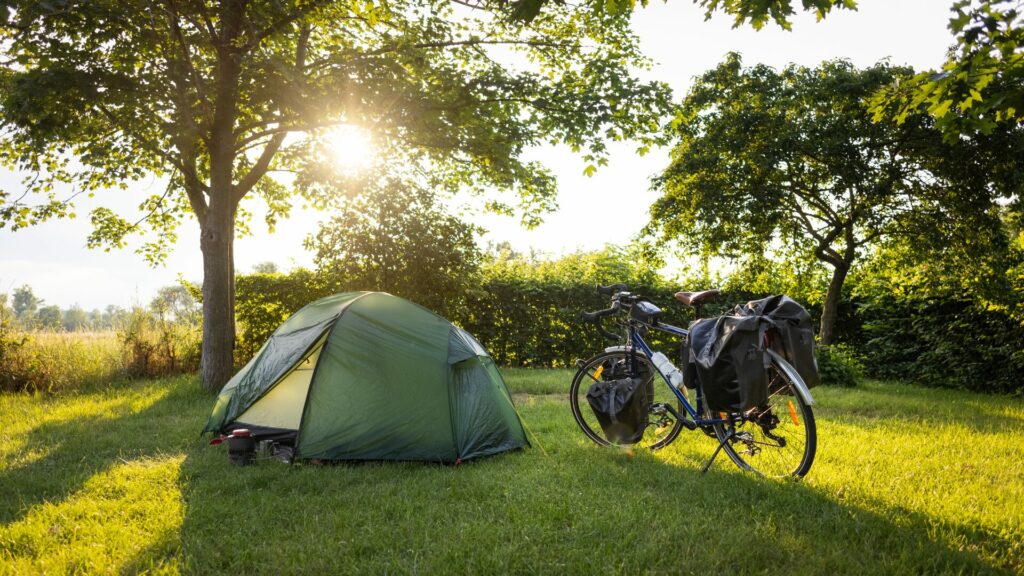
[502,0,856,28]
[306,179,481,318]
[0,1,671,390]
[62,305,90,331]
[870,0,1023,137]
[35,305,62,330]
[11,285,41,320]
[252,261,279,274]
[150,285,201,323]
[648,55,1019,344]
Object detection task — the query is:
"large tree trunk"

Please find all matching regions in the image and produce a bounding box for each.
[819,262,850,346]
[199,199,236,391]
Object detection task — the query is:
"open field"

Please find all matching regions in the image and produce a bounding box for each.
[1,371,1022,575]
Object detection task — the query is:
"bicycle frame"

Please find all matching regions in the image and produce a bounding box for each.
[615,320,734,427]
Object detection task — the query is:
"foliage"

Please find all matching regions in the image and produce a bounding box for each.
[456,245,689,367]
[234,268,330,362]
[61,305,89,332]
[870,0,1024,137]
[0,0,674,388]
[649,54,1021,344]
[816,344,862,387]
[252,261,279,274]
[307,180,483,319]
[507,0,856,29]
[0,0,670,241]
[11,284,40,318]
[34,305,62,330]
[848,230,1024,395]
[117,301,202,380]
[2,375,1023,573]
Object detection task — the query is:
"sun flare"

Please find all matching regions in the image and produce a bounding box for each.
[323,124,375,172]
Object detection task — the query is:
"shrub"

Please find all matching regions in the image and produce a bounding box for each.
[816,343,862,387]
[0,329,124,393]
[117,306,201,379]
[858,294,1024,395]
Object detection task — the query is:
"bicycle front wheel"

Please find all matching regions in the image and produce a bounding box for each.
[708,357,817,478]
[570,350,685,450]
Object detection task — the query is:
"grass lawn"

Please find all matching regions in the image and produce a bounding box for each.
[1,369,1022,575]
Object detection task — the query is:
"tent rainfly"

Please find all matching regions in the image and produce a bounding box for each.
[203,292,529,463]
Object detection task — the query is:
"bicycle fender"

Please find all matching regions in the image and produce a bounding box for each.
[766,349,815,406]
[603,345,633,353]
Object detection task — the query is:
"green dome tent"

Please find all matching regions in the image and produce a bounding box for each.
[203,292,528,463]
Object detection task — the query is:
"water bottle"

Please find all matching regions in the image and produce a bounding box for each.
[650,352,684,389]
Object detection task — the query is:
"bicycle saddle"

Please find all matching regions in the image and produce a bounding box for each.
[674,289,721,307]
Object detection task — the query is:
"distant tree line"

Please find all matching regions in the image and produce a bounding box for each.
[0,284,199,332]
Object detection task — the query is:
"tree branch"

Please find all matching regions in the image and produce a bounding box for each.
[164,0,212,115]
[93,104,209,195]
[232,24,310,202]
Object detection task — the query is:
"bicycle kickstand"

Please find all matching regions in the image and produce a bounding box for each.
[701,429,734,474]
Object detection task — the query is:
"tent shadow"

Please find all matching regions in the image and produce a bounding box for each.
[176,435,1015,574]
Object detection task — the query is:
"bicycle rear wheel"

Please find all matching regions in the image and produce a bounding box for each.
[570,350,685,450]
[707,357,817,478]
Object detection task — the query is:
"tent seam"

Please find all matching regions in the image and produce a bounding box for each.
[292,291,374,460]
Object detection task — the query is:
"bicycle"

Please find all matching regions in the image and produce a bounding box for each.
[570,284,817,478]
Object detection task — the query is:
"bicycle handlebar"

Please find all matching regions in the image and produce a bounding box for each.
[597,283,629,296]
[580,300,621,323]
[581,298,623,341]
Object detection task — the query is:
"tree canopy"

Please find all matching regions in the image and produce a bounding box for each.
[0,0,671,388]
[306,179,482,318]
[870,0,1024,137]
[501,0,856,29]
[648,54,1022,344]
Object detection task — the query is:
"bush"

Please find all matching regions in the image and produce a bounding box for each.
[857,294,1024,395]
[117,306,201,379]
[816,344,862,387]
[234,269,329,363]
[0,330,124,393]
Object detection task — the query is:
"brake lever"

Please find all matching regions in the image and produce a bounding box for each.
[594,318,622,342]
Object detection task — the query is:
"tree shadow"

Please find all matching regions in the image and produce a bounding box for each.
[177,432,1018,574]
[817,381,1024,433]
[0,378,204,526]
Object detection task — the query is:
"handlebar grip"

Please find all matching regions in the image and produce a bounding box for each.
[580,301,623,341]
[580,300,621,322]
[597,283,629,296]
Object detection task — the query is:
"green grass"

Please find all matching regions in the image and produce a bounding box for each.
[1,375,1022,575]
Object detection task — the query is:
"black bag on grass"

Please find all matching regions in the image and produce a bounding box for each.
[586,377,650,444]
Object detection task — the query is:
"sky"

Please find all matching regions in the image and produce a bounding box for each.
[0,0,956,310]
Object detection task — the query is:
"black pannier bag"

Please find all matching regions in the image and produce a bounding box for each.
[686,295,819,413]
[731,295,820,389]
[587,376,651,444]
[687,314,770,412]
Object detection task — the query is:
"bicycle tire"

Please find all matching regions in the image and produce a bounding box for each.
[707,356,817,478]
[570,350,685,450]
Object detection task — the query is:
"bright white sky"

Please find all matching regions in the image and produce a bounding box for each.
[0,0,955,310]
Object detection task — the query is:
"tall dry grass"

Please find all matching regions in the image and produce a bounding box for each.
[1,313,201,394]
[0,331,124,393]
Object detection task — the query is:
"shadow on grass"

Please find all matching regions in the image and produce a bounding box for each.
[0,378,205,525]
[817,381,1024,433]
[4,378,1016,574]
[177,424,1016,574]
